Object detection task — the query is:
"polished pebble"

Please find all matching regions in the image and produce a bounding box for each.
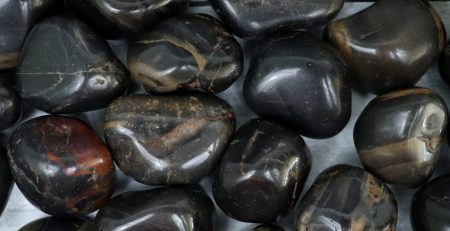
[64,0,189,38]
[296,165,398,230]
[95,188,214,231]
[439,40,450,84]
[19,217,96,231]
[104,94,235,185]
[128,14,243,94]
[209,0,344,38]
[0,147,12,217]
[16,15,128,114]
[8,115,116,216]
[354,88,448,187]
[213,119,311,223]
[0,76,21,131]
[411,175,450,231]
[244,31,351,139]
[250,224,284,231]
[326,0,446,94]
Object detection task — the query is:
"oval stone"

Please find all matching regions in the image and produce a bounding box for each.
[0,147,12,217]
[325,0,446,94]
[128,14,243,94]
[16,15,128,114]
[244,32,351,139]
[0,77,21,131]
[209,0,344,38]
[251,224,284,231]
[439,40,450,84]
[8,115,116,216]
[213,119,311,223]
[354,88,448,187]
[296,165,398,231]
[95,188,214,231]
[19,217,96,231]
[411,175,450,231]
[104,94,236,185]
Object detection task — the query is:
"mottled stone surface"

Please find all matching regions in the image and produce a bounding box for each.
[250,224,284,231]
[244,32,351,139]
[104,94,235,185]
[16,15,128,114]
[95,188,214,231]
[19,217,96,231]
[354,88,448,187]
[411,175,450,231]
[128,14,243,94]
[0,148,12,217]
[8,115,116,216]
[0,77,21,131]
[209,0,344,38]
[326,0,446,94]
[64,0,188,38]
[296,165,398,231]
[0,0,59,69]
[213,119,311,223]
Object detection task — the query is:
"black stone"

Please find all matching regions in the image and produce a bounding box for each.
[244,32,351,139]
[0,147,12,217]
[439,40,450,84]
[16,15,128,114]
[411,175,450,231]
[296,165,398,230]
[209,0,344,38]
[95,188,214,231]
[128,14,243,94]
[0,0,59,69]
[326,0,446,94]
[104,94,236,185]
[213,119,311,223]
[8,115,116,216]
[64,0,189,39]
[250,224,284,231]
[19,217,96,231]
[354,88,448,187]
[0,77,21,131]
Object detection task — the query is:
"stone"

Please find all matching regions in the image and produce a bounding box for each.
[244,32,351,139]
[325,0,446,94]
[213,119,311,223]
[64,0,189,39]
[411,175,450,231]
[16,15,128,114]
[128,14,243,94]
[439,40,450,84]
[0,77,21,131]
[250,224,284,231]
[0,147,12,217]
[104,94,235,185]
[19,217,96,231]
[354,88,448,187]
[8,115,116,216]
[95,188,214,231]
[209,0,344,38]
[0,0,59,69]
[296,165,398,231]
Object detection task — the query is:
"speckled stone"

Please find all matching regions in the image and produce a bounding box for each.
[0,77,21,131]
[19,217,96,231]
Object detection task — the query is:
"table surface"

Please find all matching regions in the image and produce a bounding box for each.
[2,2,450,231]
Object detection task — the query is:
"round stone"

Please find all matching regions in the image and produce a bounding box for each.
[0,76,21,131]
[19,217,96,231]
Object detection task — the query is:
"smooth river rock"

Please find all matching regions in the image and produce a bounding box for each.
[326,0,446,94]
[0,0,59,69]
[16,15,128,114]
[95,188,214,231]
[128,14,243,94]
[104,94,235,185]
[439,40,450,84]
[213,119,311,223]
[0,77,21,131]
[411,175,450,231]
[244,32,351,139]
[354,88,448,187]
[19,217,97,231]
[8,115,116,216]
[209,0,344,38]
[250,224,284,231]
[0,147,12,217]
[64,0,189,39]
[296,165,398,231]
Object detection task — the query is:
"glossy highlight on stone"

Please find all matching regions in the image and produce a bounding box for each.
[250,224,284,231]
[95,188,214,231]
[244,32,351,139]
[0,76,21,131]
[8,115,116,216]
[326,0,446,94]
[354,88,448,187]
[104,94,235,185]
[64,0,189,38]
[17,15,128,114]
[128,14,243,94]
[213,119,311,223]
[209,0,344,38]
[411,175,450,231]
[19,217,96,231]
[0,0,59,69]
[0,147,12,217]
[296,165,398,231]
